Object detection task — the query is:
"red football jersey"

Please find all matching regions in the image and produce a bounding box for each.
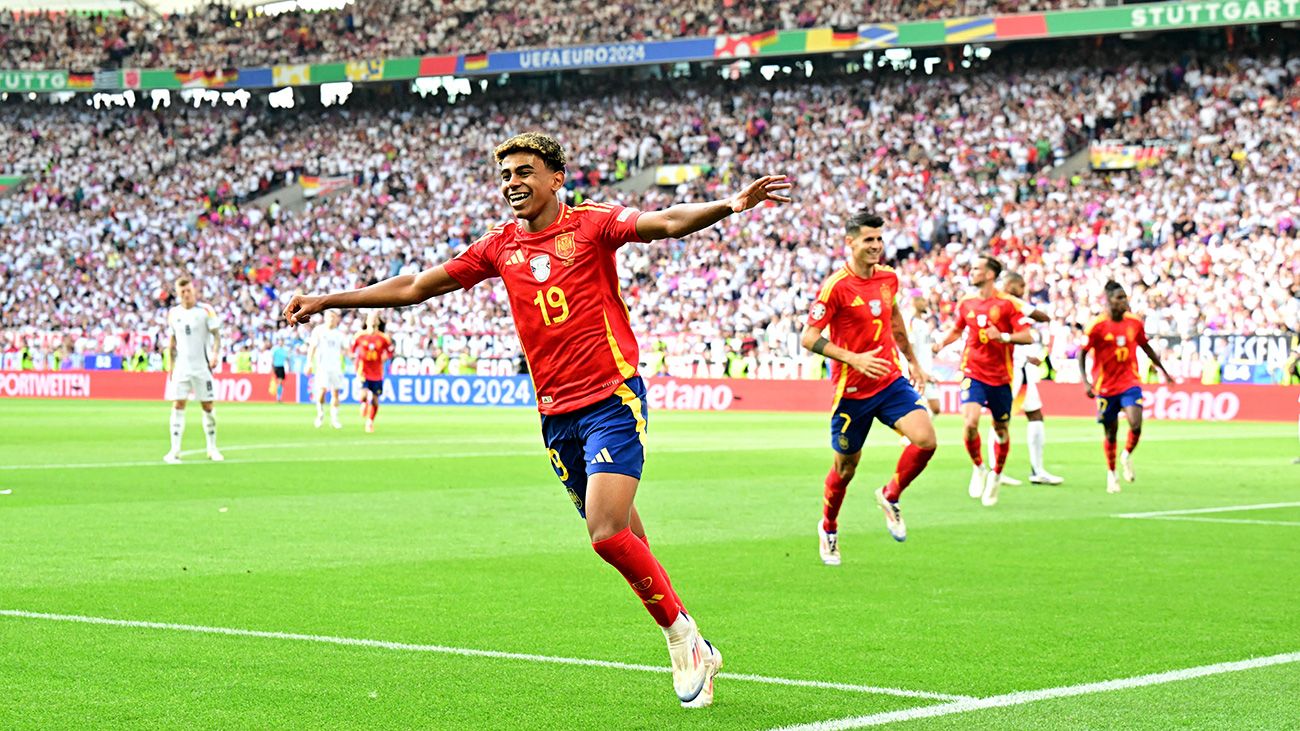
[443,201,645,415]
[352,332,393,381]
[1083,313,1148,396]
[807,264,902,403]
[952,293,1030,387]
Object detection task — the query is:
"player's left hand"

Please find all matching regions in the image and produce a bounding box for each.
[284,294,326,325]
[730,175,793,213]
[208,356,218,371]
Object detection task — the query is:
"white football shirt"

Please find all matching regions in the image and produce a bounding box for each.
[311,325,348,374]
[168,304,219,377]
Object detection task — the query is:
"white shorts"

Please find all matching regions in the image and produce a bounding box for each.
[312,371,347,395]
[166,373,216,402]
[1021,380,1043,413]
[923,383,940,403]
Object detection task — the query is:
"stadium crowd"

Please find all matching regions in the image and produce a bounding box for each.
[1,0,1098,71]
[2,38,1298,382]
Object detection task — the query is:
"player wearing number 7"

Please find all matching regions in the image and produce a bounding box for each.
[282,132,792,709]
[802,211,937,565]
[1078,281,1175,494]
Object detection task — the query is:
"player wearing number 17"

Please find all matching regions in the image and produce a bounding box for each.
[282,132,792,709]
[1078,281,1175,494]
[803,212,937,565]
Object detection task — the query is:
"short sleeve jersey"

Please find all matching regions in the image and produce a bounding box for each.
[352,332,394,381]
[168,303,219,377]
[953,293,1030,387]
[1083,313,1149,396]
[311,326,348,374]
[807,265,902,403]
[442,201,645,415]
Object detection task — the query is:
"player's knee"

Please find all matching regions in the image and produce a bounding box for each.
[1025,411,1043,421]
[913,432,937,451]
[833,461,856,481]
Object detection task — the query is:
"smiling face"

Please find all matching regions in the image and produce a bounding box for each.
[846,225,884,271]
[1106,287,1130,319]
[498,152,563,222]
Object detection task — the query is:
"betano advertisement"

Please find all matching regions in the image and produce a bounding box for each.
[2,371,1296,422]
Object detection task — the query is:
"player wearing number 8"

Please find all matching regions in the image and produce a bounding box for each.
[281,131,792,709]
[1079,281,1175,494]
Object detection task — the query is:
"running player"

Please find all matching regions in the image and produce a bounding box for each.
[306,310,347,429]
[283,131,791,708]
[352,312,393,433]
[163,276,223,464]
[1078,281,1175,493]
[933,256,1033,506]
[1000,272,1064,485]
[803,211,936,565]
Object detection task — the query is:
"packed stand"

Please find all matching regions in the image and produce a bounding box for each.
[0,0,1100,71]
[2,41,1297,383]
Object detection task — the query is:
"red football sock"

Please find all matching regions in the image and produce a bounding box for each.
[371,401,380,419]
[884,445,935,501]
[964,434,983,467]
[993,437,1010,474]
[592,528,682,628]
[637,533,675,595]
[1104,439,1117,470]
[1125,429,1140,453]
[823,468,850,533]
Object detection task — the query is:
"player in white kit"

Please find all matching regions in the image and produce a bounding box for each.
[163,276,223,464]
[992,273,1064,485]
[307,310,347,429]
[908,296,942,419]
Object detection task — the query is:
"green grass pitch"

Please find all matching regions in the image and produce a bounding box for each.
[1,399,1297,729]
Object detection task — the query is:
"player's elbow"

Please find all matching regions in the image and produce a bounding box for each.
[800,328,821,352]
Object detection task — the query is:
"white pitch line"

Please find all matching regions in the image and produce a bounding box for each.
[1115,501,1300,519]
[770,651,1300,730]
[1118,516,1300,528]
[0,609,971,702]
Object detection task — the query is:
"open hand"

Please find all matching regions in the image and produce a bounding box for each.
[847,347,890,378]
[730,175,793,213]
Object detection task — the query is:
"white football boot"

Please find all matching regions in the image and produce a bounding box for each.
[981,470,1002,507]
[1029,470,1064,485]
[163,451,181,465]
[818,521,841,566]
[1120,451,1135,483]
[1107,470,1122,494]
[664,612,723,708]
[969,464,989,499]
[875,487,907,542]
[207,449,225,462]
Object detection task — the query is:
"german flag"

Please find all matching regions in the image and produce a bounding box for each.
[68,72,95,90]
[211,68,239,87]
[462,53,489,72]
[805,28,860,53]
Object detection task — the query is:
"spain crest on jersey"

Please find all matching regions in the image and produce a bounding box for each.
[869,299,882,316]
[555,232,576,260]
[990,306,1001,322]
[530,254,551,282]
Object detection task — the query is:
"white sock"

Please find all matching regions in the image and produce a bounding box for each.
[169,408,185,453]
[316,400,325,418]
[1027,420,1045,475]
[330,403,339,421]
[202,410,217,451]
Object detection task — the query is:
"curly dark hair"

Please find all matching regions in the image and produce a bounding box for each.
[494,132,567,172]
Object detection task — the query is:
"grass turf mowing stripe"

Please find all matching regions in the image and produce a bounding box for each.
[769,651,1300,730]
[0,609,973,702]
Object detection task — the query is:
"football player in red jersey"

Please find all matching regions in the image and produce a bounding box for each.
[352,311,393,433]
[284,132,791,709]
[1078,281,1175,494]
[802,211,936,564]
[933,256,1034,507]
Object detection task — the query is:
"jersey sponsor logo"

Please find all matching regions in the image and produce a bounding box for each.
[850,296,865,307]
[529,254,551,282]
[555,232,576,259]
[869,299,882,316]
[810,302,827,320]
[881,284,893,302]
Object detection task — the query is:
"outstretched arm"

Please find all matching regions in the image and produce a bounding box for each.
[283,265,463,325]
[635,175,791,241]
